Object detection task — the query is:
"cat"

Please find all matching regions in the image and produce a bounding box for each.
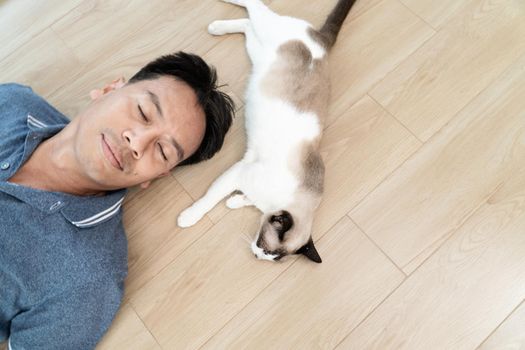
[177,0,356,263]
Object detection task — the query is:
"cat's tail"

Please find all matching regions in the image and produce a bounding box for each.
[319,0,357,49]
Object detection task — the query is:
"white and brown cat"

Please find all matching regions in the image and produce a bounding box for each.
[177,0,356,263]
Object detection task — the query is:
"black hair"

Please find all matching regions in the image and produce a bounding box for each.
[129,52,235,166]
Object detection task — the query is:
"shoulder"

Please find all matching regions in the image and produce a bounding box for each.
[0,82,70,125]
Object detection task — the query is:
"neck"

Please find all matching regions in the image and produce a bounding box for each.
[8,122,105,196]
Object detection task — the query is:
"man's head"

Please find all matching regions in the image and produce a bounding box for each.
[71,52,234,191]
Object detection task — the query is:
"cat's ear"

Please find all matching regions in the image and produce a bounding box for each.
[89,77,126,100]
[297,238,322,263]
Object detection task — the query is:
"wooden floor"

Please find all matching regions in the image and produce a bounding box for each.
[1,0,524,349]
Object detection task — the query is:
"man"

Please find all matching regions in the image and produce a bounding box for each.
[0,52,234,349]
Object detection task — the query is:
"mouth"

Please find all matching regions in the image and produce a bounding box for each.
[251,241,279,262]
[101,133,123,171]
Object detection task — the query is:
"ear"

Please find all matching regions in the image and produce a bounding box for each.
[296,238,322,263]
[139,181,151,189]
[89,77,126,100]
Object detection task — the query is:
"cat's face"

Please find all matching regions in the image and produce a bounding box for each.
[251,209,322,263]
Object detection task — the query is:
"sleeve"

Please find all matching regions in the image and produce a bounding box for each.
[8,278,124,350]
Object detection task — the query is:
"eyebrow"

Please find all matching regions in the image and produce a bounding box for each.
[145,90,185,161]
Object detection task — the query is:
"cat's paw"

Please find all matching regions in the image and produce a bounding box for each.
[177,206,204,228]
[226,194,251,209]
[208,21,228,36]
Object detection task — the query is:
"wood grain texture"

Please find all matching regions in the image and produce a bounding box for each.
[0,0,82,61]
[399,0,475,29]
[122,175,213,301]
[479,300,525,350]
[97,303,161,350]
[315,95,421,238]
[0,28,80,99]
[129,208,296,349]
[370,0,525,141]
[325,0,435,128]
[202,216,405,349]
[351,54,525,274]
[339,171,525,349]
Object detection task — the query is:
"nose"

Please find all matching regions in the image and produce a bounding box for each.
[122,129,155,159]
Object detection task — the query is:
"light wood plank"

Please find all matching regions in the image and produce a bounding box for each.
[0,0,82,62]
[96,303,160,350]
[272,0,384,26]
[400,0,475,29]
[325,0,435,128]
[351,54,525,274]
[370,0,525,141]
[51,0,176,64]
[122,175,213,300]
[478,300,525,350]
[202,216,404,349]
[315,95,420,238]
[339,171,525,349]
[130,208,297,349]
[0,28,81,100]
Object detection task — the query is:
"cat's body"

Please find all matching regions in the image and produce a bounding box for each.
[178,0,356,263]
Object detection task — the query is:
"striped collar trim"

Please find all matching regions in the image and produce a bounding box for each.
[70,196,125,228]
[27,114,48,129]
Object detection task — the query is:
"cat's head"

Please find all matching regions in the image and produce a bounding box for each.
[251,194,322,263]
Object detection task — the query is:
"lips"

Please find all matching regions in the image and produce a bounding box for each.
[101,134,123,171]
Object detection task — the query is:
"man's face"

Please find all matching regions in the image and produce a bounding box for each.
[73,76,205,190]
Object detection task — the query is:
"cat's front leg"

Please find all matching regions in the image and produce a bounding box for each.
[177,161,244,228]
[208,19,250,36]
[226,192,253,209]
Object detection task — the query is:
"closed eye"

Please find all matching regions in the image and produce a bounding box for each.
[158,143,168,161]
[138,105,149,122]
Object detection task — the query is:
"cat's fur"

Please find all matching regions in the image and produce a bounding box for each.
[177,0,356,263]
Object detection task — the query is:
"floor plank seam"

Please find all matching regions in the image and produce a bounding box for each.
[367,92,424,143]
[197,214,351,349]
[197,254,303,349]
[128,302,164,349]
[332,272,408,349]
[0,1,81,65]
[364,21,438,107]
[400,180,505,276]
[409,48,525,145]
[474,297,525,349]
[345,141,422,217]
[397,0,439,31]
[347,215,407,277]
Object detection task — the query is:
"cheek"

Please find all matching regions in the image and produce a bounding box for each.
[132,157,166,178]
[262,230,281,251]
